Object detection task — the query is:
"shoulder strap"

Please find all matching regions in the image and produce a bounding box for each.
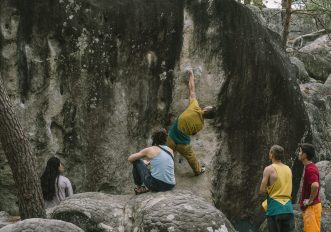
[157,145,174,161]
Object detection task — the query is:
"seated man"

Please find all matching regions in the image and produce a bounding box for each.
[167,70,216,176]
[128,129,175,194]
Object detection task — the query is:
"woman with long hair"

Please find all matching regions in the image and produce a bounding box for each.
[40,157,73,208]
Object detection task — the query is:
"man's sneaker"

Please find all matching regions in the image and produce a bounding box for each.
[195,165,206,176]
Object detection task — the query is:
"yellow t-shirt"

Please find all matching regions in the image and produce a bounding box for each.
[177,98,204,135]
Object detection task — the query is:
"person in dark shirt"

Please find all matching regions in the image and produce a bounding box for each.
[298,143,321,232]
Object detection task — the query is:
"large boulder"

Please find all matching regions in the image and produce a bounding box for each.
[300,83,331,161]
[0,218,84,232]
[50,191,236,232]
[0,0,184,211]
[295,35,331,82]
[316,161,331,208]
[0,0,312,229]
[290,56,310,83]
[192,0,310,227]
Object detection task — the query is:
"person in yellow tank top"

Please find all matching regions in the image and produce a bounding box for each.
[259,145,295,232]
[167,70,216,176]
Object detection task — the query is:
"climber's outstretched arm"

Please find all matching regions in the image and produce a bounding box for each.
[188,70,196,100]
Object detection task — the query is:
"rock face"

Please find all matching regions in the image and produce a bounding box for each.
[0,0,312,229]
[300,83,331,161]
[0,218,84,232]
[316,161,331,208]
[251,8,331,41]
[290,56,310,83]
[295,35,331,82]
[0,0,183,212]
[202,0,310,226]
[50,191,236,232]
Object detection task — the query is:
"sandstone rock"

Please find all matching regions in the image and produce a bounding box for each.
[251,8,331,41]
[127,191,235,232]
[0,0,184,211]
[0,218,84,232]
[290,56,310,83]
[199,0,310,226]
[295,35,331,82]
[325,173,331,201]
[316,161,331,208]
[51,191,236,232]
[325,74,331,86]
[51,192,130,232]
[0,0,313,229]
[300,83,331,161]
[0,212,9,229]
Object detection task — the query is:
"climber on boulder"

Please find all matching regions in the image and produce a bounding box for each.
[128,129,176,194]
[166,69,216,176]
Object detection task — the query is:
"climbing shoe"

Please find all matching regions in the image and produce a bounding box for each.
[195,165,206,176]
[134,186,149,195]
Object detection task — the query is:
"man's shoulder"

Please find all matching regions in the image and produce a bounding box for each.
[264,164,275,173]
[305,163,320,173]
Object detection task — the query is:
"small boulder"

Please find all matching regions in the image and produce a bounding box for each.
[0,218,84,232]
[51,192,131,232]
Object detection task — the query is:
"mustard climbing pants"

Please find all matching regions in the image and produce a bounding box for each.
[166,137,201,174]
[303,203,321,232]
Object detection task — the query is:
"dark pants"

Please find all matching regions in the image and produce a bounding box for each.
[267,213,295,232]
[132,160,175,192]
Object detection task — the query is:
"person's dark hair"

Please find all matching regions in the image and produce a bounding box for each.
[203,106,216,119]
[151,128,167,146]
[298,143,315,160]
[40,157,60,201]
[270,145,284,161]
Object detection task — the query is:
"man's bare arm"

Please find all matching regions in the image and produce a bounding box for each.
[128,147,152,163]
[308,182,319,204]
[260,166,270,193]
[188,70,196,100]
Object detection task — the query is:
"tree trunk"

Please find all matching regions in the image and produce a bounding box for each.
[282,0,292,47]
[0,77,45,219]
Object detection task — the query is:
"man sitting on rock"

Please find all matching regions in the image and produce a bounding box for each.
[166,69,216,176]
[260,145,295,232]
[128,129,175,194]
